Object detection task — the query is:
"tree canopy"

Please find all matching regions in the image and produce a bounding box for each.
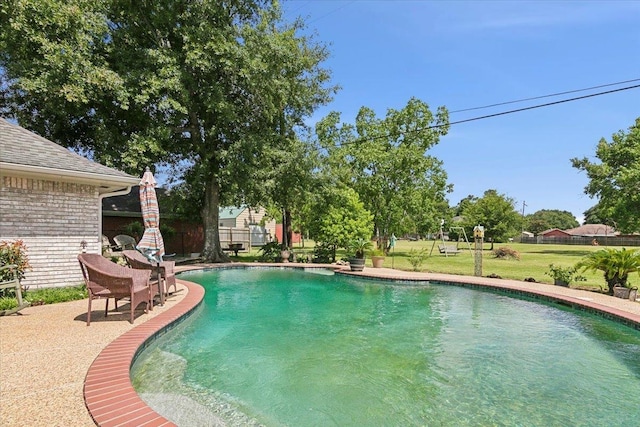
[316,98,451,248]
[460,189,522,246]
[571,117,640,233]
[1,0,336,261]
[525,209,579,235]
[308,186,373,254]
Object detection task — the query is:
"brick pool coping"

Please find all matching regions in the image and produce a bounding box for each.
[83,264,640,426]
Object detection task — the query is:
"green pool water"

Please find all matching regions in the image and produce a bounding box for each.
[131,268,640,426]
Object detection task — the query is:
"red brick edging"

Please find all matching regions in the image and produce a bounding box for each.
[84,279,204,427]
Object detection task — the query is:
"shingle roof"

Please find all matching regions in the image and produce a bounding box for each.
[219,206,246,219]
[0,118,135,179]
[565,224,617,237]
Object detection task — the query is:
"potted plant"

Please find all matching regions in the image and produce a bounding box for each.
[545,264,586,287]
[280,247,291,263]
[347,238,372,272]
[576,248,640,296]
[370,248,386,268]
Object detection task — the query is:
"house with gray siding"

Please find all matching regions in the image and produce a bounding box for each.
[0,118,139,288]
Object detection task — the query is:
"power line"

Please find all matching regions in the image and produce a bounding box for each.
[331,83,640,147]
[444,84,640,128]
[450,78,640,114]
[308,1,356,24]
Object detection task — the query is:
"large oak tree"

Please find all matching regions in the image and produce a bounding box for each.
[1,0,335,261]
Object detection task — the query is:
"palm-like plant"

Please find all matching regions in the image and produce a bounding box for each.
[576,248,640,295]
[348,238,373,259]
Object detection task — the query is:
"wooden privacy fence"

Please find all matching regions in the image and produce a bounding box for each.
[219,226,270,251]
[521,236,640,246]
[105,226,271,256]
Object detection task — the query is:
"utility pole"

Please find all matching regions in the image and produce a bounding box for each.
[521,200,527,239]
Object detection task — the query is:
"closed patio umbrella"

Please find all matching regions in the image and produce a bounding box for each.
[137,167,165,305]
[137,167,165,259]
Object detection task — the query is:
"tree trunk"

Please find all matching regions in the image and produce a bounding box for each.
[202,175,229,263]
[285,209,293,249]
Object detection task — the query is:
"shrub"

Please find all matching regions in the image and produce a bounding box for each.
[258,241,281,262]
[492,246,520,260]
[0,240,31,281]
[0,297,18,311]
[370,248,386,257]
[312,242,335,263]
[160,224,176,242]
[545,264,586,285]
[347,238,373,259]
[123,221,144,240]
[294,253,311,263]
[408,249,428,271]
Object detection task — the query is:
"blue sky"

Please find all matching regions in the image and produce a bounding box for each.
[282,0,640,223]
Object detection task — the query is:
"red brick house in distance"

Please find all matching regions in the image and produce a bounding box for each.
[540,224,617,239]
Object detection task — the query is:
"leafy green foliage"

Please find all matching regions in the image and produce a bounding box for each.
[26,285,87,305]
[545,264,586,285]
[258,241,281,262]
[1,1,336,263]
[1,284,87,309]
[309,187,373,252]
[576,248,640,294]
[572,117,640,233]
[0,297,18,310]
[0,240,31,281]
[123,221,144,241]
[525,209,579,235]
[316,98,451,247]
[347,238,373,259]
[407,248,428,272]
[312,242,335,263]
[460,190,522,244]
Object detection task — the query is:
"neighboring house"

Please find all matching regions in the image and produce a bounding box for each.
[102,198,275,252]
[540,224,617,239]
[0,118,139,288]
[564,224,617,237]
[539,228,572,238]
[220,206,277,246]
[219,206,274,231]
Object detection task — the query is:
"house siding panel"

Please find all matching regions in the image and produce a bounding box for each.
[1,176,99,288]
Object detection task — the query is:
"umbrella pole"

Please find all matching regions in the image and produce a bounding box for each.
[157,259,164,306]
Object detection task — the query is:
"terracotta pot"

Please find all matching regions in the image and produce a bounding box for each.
[371,256,385,268]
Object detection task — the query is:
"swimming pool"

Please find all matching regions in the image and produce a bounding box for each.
[132,268,640,426]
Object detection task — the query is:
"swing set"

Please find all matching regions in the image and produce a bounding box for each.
[429,225,472,257]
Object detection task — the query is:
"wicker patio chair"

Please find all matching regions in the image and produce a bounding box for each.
[122,250,177,303]
[101,234,117,256]
[113,234,137,251]
[78,253,156,325]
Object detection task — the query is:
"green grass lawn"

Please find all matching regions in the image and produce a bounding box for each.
[236,240,640,292]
